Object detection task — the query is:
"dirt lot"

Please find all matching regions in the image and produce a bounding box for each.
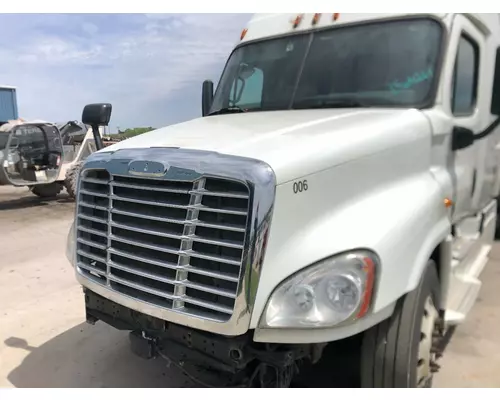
[1,185,499,388]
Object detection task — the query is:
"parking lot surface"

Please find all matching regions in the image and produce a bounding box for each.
[0,185,499,388]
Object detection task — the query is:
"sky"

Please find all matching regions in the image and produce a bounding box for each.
[0,13,251,131]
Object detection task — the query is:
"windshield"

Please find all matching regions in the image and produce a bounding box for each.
[210,18,443,113]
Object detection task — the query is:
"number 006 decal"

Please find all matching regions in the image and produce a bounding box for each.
[293,180,308,194]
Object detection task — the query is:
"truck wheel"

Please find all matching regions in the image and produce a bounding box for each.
[31,182,63,198]
[360,260,441,388]
[64,161,84,199]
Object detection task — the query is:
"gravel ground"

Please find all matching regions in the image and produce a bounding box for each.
[0,185,499,388]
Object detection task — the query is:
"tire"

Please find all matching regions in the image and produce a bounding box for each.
[360,260,441,388]
[64,161,84,199]
[31,182,63,198]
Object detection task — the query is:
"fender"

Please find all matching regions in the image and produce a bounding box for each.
[407,215,450,295]
[249,140,452,336]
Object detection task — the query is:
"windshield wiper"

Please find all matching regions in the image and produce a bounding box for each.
[208,106,246,116]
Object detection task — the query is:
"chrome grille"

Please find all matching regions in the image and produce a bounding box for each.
[75,169,251,322]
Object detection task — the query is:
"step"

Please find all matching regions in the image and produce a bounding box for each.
[445,199,497,326]
[454,213,482,239]
[452,236,476,261]
[445,275,482,326]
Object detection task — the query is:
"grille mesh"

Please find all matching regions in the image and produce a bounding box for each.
[75,169,250,321]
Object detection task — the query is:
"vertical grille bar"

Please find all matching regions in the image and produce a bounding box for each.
[173,177,206,310]
[76,169,250,322]
[106,175,113,286]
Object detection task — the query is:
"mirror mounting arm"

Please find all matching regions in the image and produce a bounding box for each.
[91,125,104,150]
[474,116,500,142]
[452,116,500,152]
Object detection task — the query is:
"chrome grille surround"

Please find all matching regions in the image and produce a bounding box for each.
[72,147,276,336]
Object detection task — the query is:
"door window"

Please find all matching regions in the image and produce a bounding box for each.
[451,34,479,116]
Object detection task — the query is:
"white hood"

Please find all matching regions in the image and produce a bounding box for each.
[105,108,430,184]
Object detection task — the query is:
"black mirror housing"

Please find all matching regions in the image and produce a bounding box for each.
[202,80,214,117]
[82,103,111,151]
[451,126,475,151]
[82,103,112,126]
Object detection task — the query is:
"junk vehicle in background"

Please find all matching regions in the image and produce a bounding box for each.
[57,120,108,199]
[0,119,64,196]
[66,13,500,388]
[57,120,121,198]
[0,118,110,198]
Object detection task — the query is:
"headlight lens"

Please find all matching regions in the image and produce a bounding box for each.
[261,251,377,328]
[66,221,76,267]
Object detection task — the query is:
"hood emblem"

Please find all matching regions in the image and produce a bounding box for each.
[128,160,167,177]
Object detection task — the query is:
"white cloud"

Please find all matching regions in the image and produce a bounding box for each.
[0,13,251,129]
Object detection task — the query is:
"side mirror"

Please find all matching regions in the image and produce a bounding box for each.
[202,80,214,117]
[82,103,112,126]
[82,103,112,151]
[451,126,475,151]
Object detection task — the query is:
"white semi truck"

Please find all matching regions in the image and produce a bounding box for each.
[66,13,500,388]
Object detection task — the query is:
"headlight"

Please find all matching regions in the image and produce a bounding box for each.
[260,250,378,328]
[66,221,76,267]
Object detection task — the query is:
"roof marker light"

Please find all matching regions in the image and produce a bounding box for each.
[240,28,248,40]
[312,13,322,25]
[292,14,304,29]
[333,13,340,21]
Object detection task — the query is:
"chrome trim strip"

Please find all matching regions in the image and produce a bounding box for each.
[111,194,190,209]
[110,213,244,248]
[79,202,108,212]
[77,237,107,250]
[190,189,249,199]
[77,249,106,264]
[108,260,236,298]
[111,208,186,225]
[111,180,190,194]
[80,189,109,198]
[78,214,107,225]
[77,225,108,238]
[78,262,105,275]
[82,177,109,185]
[73,147,276,336]
[108,248,178,270]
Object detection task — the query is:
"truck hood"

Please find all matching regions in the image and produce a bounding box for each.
[104,108,430,184]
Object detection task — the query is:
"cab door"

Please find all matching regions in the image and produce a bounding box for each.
[0,123,63,186]
[474,48,500,210]
[444,14,487,222]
